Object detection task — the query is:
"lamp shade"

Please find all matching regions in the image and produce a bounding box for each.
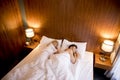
[101,40,114,52]
[25,28,34,38]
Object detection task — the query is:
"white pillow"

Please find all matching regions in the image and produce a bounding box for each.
[40,36,62,49]
[61,39,87,59]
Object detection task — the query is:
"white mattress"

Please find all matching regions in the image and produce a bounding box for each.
[2,44,93,80]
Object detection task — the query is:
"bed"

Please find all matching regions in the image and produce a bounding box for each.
[2,36,93,80]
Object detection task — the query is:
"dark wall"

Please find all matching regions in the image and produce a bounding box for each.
[0,0,25,60]
[24,0,120,51]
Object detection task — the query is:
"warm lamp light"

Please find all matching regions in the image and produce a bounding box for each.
[25,28,34,45]
[25,28,34,38]
[100,40,114,62]
[101,40,114,52]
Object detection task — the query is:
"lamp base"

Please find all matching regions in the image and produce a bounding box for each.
[26,37,34,46]
[25,42,30,46]
[25,41,34,46]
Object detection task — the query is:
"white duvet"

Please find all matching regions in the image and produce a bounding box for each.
[2,44,93,80]
[2,44,80,80]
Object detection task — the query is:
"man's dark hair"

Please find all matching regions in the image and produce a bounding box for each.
[68,44,77,49]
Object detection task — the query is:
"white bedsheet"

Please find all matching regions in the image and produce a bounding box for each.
[2,44,93,80]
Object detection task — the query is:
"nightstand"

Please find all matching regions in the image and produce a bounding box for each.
[94,53,112,70]
[25,42,39,49]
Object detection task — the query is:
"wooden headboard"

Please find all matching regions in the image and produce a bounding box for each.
[24,0,120,52]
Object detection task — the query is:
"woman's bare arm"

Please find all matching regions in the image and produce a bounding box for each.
[69,51,76,64]
[73,52,80,62]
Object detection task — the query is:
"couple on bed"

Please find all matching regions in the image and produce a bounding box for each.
[38,40,80,71]
[43,40,81,80]
[6,40,80,80]
[3,40,80,80]
[42,40,81,80]
[48,40,80,64]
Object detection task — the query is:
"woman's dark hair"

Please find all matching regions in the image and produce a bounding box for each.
[68,44,77,49]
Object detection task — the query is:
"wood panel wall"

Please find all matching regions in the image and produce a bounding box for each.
[0,0,25,60]
[25,0,120,52]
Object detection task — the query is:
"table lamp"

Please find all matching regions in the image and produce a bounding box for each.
[100,40,114,61]
[25,28,35,45]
